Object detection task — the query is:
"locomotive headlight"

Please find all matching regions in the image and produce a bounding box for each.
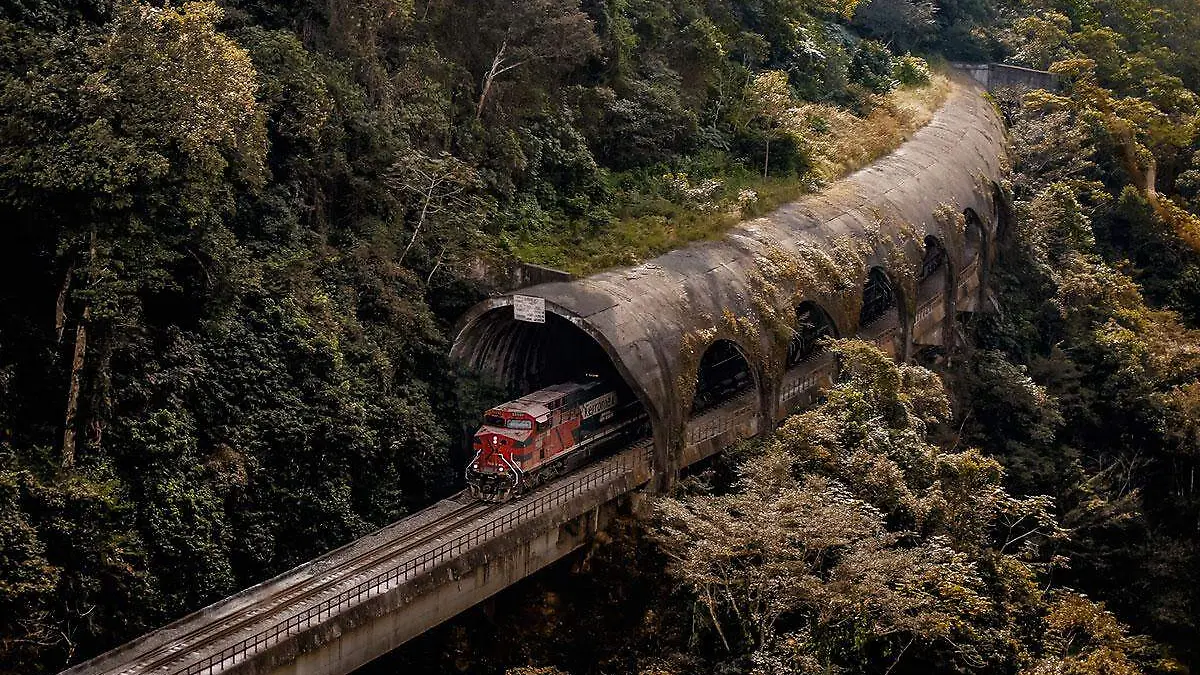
[498,466,505,472]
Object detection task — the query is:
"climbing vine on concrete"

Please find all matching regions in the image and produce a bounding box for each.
[747,236,873,373]
[881,217,922,320]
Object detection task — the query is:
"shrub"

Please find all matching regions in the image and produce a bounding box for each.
[894,54,933,86]
[849,39,897,94]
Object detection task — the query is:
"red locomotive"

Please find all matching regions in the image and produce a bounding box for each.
[466,378,646,502]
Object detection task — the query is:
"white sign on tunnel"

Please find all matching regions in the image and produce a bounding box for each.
[513,294,546,323]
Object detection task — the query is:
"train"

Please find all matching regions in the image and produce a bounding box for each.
[466,378,646,502]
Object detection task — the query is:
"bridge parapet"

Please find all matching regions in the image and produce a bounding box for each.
[681,390,761,467]
[954,62,1061,92]
[780,353,837,412]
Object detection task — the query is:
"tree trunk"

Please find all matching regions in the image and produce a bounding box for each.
[1112,120,1157,204]
[425,242,448,286]
[1145,157,1159,205]
[62,308,89,470]
[763,136,770,179]
[55,263,73,344]
[88,331,113,454]
[475,40,507,122]
[62,230,96,470]
[400,181,436,264]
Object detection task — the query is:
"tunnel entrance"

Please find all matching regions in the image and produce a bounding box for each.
[992,184,1009,244]
[690,339,755,415]
[786,302,837,367]
[451,307,646,472]
[859,266,897,328]
[456,309,632,398]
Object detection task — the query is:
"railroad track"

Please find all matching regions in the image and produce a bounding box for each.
[75,440,654,675]
[113,497,491,675]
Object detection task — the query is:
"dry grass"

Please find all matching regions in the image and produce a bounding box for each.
[802,74,954,182]
[512,75,955,277]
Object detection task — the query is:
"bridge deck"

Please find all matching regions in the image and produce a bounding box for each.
[63,441,653,675]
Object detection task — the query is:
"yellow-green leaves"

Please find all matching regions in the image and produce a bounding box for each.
[95,1,267,197]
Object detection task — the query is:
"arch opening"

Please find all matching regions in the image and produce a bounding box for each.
[453,307,642,413]
[690,339,755,416]
[786,302,838,367]
[993,183,1010,244]
[921,235,947,282]
[964,208,984,261]
[859,266,897,328]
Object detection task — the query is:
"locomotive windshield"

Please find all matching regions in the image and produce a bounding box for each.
[506,418,533,430]
[484,414,505,427]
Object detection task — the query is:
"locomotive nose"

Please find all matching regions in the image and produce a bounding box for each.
[473,431,508,469]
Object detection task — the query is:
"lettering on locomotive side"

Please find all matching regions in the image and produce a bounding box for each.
[579,392,618,419]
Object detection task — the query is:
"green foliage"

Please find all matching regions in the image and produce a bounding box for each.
[971,67,1200,666]
[893,54,932,86]
[848,38,896,95]
[851,0,936,53]
[648,340,1146,673]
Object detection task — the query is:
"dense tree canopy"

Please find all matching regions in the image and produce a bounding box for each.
[4,0,1200,672]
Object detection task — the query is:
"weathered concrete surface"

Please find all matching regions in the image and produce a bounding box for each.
[452,77,1008,477]
[955,62,1061,92]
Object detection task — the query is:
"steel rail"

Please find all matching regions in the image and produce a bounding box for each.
[114,500,490,675]
[173,441,653,675]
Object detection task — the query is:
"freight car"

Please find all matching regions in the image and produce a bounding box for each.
[466,378,646,502]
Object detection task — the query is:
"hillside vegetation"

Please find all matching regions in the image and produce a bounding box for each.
[0,2,959,672]
[3,0,1200,673]
[386,0,1200,673]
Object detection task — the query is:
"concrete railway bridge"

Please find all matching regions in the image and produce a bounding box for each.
[63,78,1010,675]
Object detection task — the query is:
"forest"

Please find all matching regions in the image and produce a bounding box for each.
[2,0,1200,673]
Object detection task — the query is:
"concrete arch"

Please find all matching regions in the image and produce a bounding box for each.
[912,234,956,350]
[688,337,760,416]
[857,264,912,360]
[921,235,948,282]
[451,298,661,430]
[787,301,839,367]
[451,76,1007,483]
[993,181,1014,246]
[962,206,991,311]
[859,266,898,328]
[964,207,986,258]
